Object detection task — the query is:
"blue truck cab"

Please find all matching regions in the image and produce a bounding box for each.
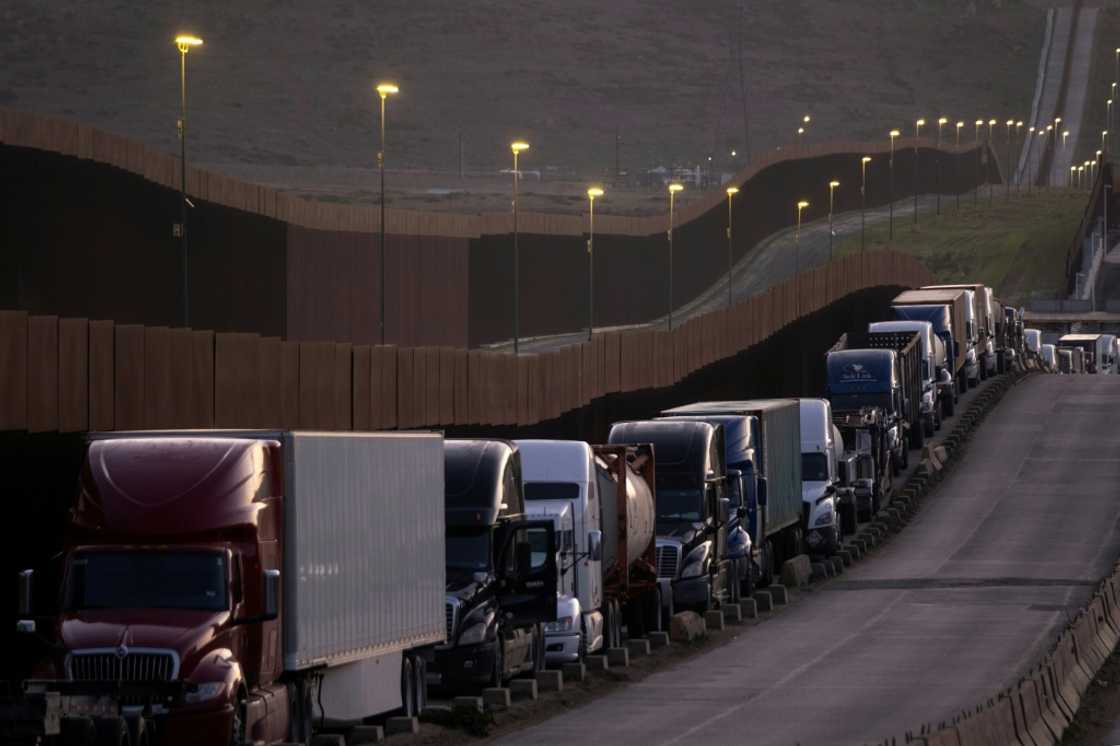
[655,414,758,597]
[825,348,905,472]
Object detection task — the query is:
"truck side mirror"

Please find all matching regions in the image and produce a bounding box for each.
[717,497,731,524]
[587,530,603,562]
[17,569,33,617]
[262,569,280,622]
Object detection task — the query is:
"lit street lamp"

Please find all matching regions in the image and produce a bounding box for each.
[828,180,840,259]
[974,119,983,204]
[936,117,947,215]
[375,82,399,344]
[725,187,739,308]
[1015,121,1024,190]
[1104,130,1110,155]
[1070,164,1077,189]
[914,118,925,225]
[511,140,530,353]
[667,182,684,330]
[795,200,810,314]
[1045,124,1054,187]
[1027,126,1036,194]
[1005,119,1014,199]
[586,186,604,340]
[860,156,871,252]
[797,126,805,149]
[174,33,203,328]
[955,121,964,210]
[1062,130,1070,149]
[889,129,900,239]
[1110,99,1115,156]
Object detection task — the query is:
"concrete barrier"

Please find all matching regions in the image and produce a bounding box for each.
[670,611,706,642]
[739,598,758,619]
[509,679,538,701]
[704,609,725,631]
[561,662,586,683]
[1018,676,1055,746]
[349,725,385,744]
[768,584,789,605]
[384,716,419,736]
[648,631,670,648]
[781,555,812,587]
[626,639,651,657]
[752,590,773,612]
[482,687,511,712]
[584,655,609,672]
[452,696,484,712]
[536,670,564,692]
[1035,665,1069,738]
[607,647,630,667]
[722,603,743,623]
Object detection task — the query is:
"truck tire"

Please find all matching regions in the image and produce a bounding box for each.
[533,625,546,673]
[728,561,741,604]
[645,587,663,634]
[959,374,968,394]
[761,539,776,587]
[400,657,416,717]
[488,639,505,688]
[660,587,676,630]
[910,418,925,449]
[411,655,428,714]
[941,390,954,418]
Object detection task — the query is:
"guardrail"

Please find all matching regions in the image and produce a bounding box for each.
[0,250,931,434]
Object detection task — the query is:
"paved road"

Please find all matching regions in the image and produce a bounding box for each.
[488,194,945,353]
[497,375,1120,745]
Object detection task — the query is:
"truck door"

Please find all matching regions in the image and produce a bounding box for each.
[498,520,559,625]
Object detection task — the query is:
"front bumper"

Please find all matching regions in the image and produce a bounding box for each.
[672,575,711,607]
[430,641,498,690]
[544,633,582,665]
[807,525,840,555]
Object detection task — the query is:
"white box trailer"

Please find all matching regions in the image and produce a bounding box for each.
[282,431,446,720]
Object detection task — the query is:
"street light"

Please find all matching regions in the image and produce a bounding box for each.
[828,180,840,260]
[1027,126,1036,194]
[861,156,872,252]
[936,117,948,215]
[1104,130,1110,155]
[510,140,530,353]
[889,130,900,239]
[1046,124,1054,187]
[725,187,739,308]
[1005,119,1014,199]
[586,186,604,340]
[1062,130,1070,149]
[914,118,925,225]
[173,33,203,328]
[955,121,964,210]
[667,182,684,330]
[987,119,997,204]
[795,200,810,314]
[1015,121,1024,191]
[375,82,399,344]
[974,119,984,204]
[1070,164,1077,189]
[797,126,805,148]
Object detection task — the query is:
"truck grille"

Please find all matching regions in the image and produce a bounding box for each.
[445,600,458,639]
[67,648,179,682]
[655,544,680,579]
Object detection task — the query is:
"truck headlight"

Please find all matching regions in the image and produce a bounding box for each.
[184,681,225,704]
[458,622,489,645]
[921,391,934,411]
[545,616,575,634]
[813,510,834,528]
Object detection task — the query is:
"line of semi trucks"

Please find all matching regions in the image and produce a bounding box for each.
[5,282,1042,745]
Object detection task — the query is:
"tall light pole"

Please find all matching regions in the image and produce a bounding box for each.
[795,200,810,315]
[801,114,811,150]
[1070,165,1077,189]
[1062,129,1070,150]
[955,121,964,210]
[987,119,997,204]
[375,82,399,344]
[174,33,203,329]
[725,187,739,308]
[860,156,871,252]
[797,126,805,149]
[936,117,947,215]
[974,120,983,204]
[1005,119,1014,199]
[511,140,530,353]
[1053,116,1063,188]
[586,186,603,340]
[827,180,840,260]
[914,118,925,225]
[1045,124,1054,187]
[1109,99,1115,156]
[1104,130,1110,156]
[667,183,684,330]
[889,130,900,239]
[1015,121,1024,190]
[1027,126,1036,194]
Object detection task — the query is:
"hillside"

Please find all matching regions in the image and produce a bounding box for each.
[1,0,1047,213]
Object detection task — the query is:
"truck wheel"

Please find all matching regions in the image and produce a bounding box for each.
[761,539,776,587]
[740,558,754,598]
[400,657,416,717]
[412,656,428,714]
[645,587,663,634]
[728,562,741,604]
[489,640,505,688]
[959,375,968,394]
[533,625,546,673]
[95,718,131,746]
[660,587,676,630]
[910,419,925,449]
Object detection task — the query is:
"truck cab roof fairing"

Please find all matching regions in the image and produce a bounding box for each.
[74,437,277,537]
[826,349,897,393]
[607,420,724,480]
[444,439,523,526]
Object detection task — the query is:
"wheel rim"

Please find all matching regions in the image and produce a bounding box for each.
[402,659,415,717]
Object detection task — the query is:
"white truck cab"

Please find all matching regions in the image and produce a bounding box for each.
[517,440,604,663]
[799,398,841,555]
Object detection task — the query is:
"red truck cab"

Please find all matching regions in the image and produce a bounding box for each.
[24,435,289,745]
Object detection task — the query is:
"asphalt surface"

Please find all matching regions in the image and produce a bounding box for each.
[488,193,945,353]
[497,374,1120,745]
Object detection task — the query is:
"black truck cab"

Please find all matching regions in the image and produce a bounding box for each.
[607,420,732,615]
[433,439,558,691]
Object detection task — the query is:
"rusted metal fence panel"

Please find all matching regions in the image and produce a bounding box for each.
[114,325,145,430]
[0,311,28,431]
[58,317,88,432]
[27,315,59,432]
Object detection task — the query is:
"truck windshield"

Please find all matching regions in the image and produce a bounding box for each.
[445,529,491,572]
[655,488,704,522]
[802,453,829,481]
[524,482,579,501]
[65,550,227,611]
